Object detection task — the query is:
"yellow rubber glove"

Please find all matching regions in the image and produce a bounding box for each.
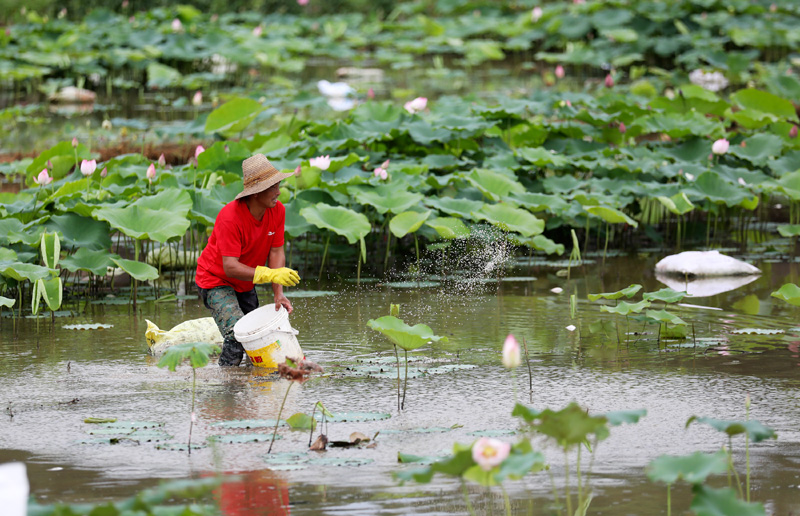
[253,266,300,287]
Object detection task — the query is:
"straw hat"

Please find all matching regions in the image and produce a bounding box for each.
[234,154,294,200]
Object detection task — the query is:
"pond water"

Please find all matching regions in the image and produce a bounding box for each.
[2,251,800,515]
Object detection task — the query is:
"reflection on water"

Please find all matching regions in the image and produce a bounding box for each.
[1,254,800,514]
[655,272,761,297]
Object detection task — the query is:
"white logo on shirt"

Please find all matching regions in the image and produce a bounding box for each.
[268,231,275,236]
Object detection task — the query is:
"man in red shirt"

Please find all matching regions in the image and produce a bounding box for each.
[196,154,301,366]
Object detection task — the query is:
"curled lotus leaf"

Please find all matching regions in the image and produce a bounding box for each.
[473,203,544,237]
[600,300,650,315]
[690,485,768,516]
[588,284,642,301]
[586,206,638,227]
[300,204,370,244]
[646,451,728,485]
[367,315,448,351]
[686,416,777,442]
[770,283,800,306]
[643,288,688,304]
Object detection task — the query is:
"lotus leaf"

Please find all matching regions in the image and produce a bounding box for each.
[468,169,525,202]
[367,316,448,351]
[157,341,222,371]
[587,284,642,301]
[60,248,116,276]
[94,205,191,243]
[0,262,53,283]
[517,147,569,167]
[300,204,370,244]
[645,309,687,326]
[425,217,470,239]
[286,413,316,431]
[131,188,193,215]
[770,283,800,306]
[146,62,182,89]
[209,433,280,444]
[727,133,784,167]
[389,210,431,239]
[110,257,159,282]
[36,277,62,312]
[25,141,91,181]
[730,89,798,123]
[603,409,646,426]
[474,204,544,237]
[0,296,15,308]
[646,451,728,485]
[657,192,694,216]
[205,97,267,135]
[40,232,60,269]
[586,206,638,227]
[425,197,484,220]
[690,485,766,516]
[686,416,776,443]
[210,419,286,429]
[643,288,687,304]
[777,225,800,238]
[600,300,650,315]
[313,411,390,423]
[45,213,111,251]
[63,323,114,330]
[350,185,423,215]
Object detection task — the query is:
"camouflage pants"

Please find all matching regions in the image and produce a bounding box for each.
[197,285,259,366]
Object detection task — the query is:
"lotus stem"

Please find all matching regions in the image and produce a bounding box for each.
[746,403,751,502]
[414,234,420,280]
[188,368,196,455]
[133,239,140,307]
[308,402,318,447]
[401,349,408,410]
[602,223,609,266]
[564,449,572,516]
[318,233,330,282]
[269,381,293,454]
[394,344,400,412]
[667,484,671,516]
[501,485,511,516]
[522,337,532,403]
[383,231,391,277]
[576,444,583,508]
[461,480,477,516]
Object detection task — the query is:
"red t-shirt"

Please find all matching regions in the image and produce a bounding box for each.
[195,199,285,292]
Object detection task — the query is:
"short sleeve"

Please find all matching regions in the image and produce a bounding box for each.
[216,211,243,258]
[272,202,286,248]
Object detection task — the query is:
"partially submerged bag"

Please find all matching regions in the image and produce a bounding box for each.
[145,317,223,356]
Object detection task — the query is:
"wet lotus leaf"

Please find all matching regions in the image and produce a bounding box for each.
[467,430,517,437]
[345,364,423,378]
[314,412,391,422]
[209,433,282,444]
[646,450,728,485]
[63,323,114,330]
[643,288,687,304]
[88,427,135,435]
[381,427,453,435]
[127,430,173,442]
[155,442,207,451]
[645,310,687,326]
[398,452,439,464]
[307,457,374,467]
[95,421,164,431]
[600,300,650,315]
[381,281,441,288]
[770,283,800,306]
[76,437,142,445]
[286,413,316,431]
[588,284,642,301]
[690,485,767,516]
[730,328,784,335]
[367,316,448,351]
[284,290,339,298]
[604,409,646,426]
[20,310,73,319]
[421,364,477,375]
[210,419,286,429]
[263,452,308,465]
[686,417,776,442]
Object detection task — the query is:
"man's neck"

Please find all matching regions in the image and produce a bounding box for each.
[244,196,266,221]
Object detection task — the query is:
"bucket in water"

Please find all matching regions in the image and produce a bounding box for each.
[233,305,303,368]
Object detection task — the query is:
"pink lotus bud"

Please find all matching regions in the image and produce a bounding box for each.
[171,18,183,32]
[294,165,302,176]
[374,167,387,178]
[309,155,331,170]
[404,97,428,114]
[122,0,129,8]
[195,145,205,158]
[555,65,565,79]
[158,154,166,167]
[367,87,375,99]
[565,100,572,107]
[146,163,156,182]
[224,144,229,153]
[80,159,97,176]
[711,138,729,155]
[738,177,747,186]
[604,74,614,88]
[379,169,388,180]
[252,25,263,37]
[472,437,510,471]
[129,16,135,23]
[101,167,107,178]
[47,160,53,170]
[192,90,202,106]
[740,141,746,148]
[531,6,543,22]
[381,159,390,169]
[502,334,521,368]
[35,169,53,186]
[619,122,626,134]
[58,8,67,18]
[298,0,309,5]
[790,125,798,139]
[72,137,78,148]
[770,3,777,12]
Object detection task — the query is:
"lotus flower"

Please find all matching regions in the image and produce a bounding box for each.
[309,155,331,170]
[34,169,52,186]
[381,159,390,169]
[100,167,107,178]
[531,6,543,22]
[71,137,78,148]
[688,69,728,92]
[253,25,263,37]
[158,154,166,167]
[298,0,309,5]
[555,65,565,79]
[712,138,729,155]
[317,80,355,98]
[80,159,97,176]
[195,145,205,158]
[367,87,375,99]
[502,334,521,368]
[619,122,626,134]
[192,91,202,106]
[550,287,563,294]
[146,163,156,182]
[101,119,112,130]
[171,18,183,32]
[294,165,302,176]
[604,74,614,88]
[790,125,798,139]
[472,437,510,471]
[404,97,427,114]
[738,177,747,186]
[374,167,388,180]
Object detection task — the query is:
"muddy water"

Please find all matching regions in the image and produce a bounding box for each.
[2,253,800,515]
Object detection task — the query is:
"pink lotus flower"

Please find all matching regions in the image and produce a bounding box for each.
[309,155,331,170]
[192,90,202,106]
[294,165,302,176]
[80,159,97,177]
[604,74,614,88]
[711,138,729,155]
[195,145,205,158]
[472,437,511,471]
[122,0,129,7]
[502,334,521,368]
[367,87,375,99]
[619,122,626,133]
[171,18,183,32]
[71,137,78,148]
[298,0,309,5]
[555,65,565,79]
[381,159,390,169]
[100,167,107,178]
[34,169,53,186]
[158,154,166,167]
[146,163,156,182]
[404,97,427,114]
[790,125,798,139]
[531,6,543,22]
[253,25,263,37]
[374,167,388,180]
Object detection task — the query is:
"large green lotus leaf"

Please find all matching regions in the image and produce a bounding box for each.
[586,206,638,227]
[686,417,776,443]
[730,89,798,122]
[188,190,225,226]
[0,296,15,308]
[45,213,111,251]
[111,257,159,281]
[646,451,728,485]
[197,141,252,174]
[0,248,17,261]
[46,178,89,204]
[283,200,314,239]
[40,232,60,269]
[0,262,53,282]
[286,413,316,431]
[205,97,267,135]
[603,409,646,426]
[588,284,642,301]
[771,283,800,306]
[37,277,62,311]
[474,204,544,237]
[351,186,423,215]
[631,112,723,138]
[146,62,182,89]
[406,119,454,145]
[60,248,116,276]
[645,310,687,326]
[0,218,46,246]
[425,217,470,239]
[530,402,611,448]
[600,300,650,315]
[284,164,320,190]
[157,341,221,371]
[367,315,448,351]
[94,205,191,243]
[643,288,687,304]
[467,169,525,202]
[507,192,570,215]
[389,210,431,239]
[775,171,800,201]
[690,485,766,516]
[726,108,778,130]
[426,197,484,220]
[517,147,569,167]
[300,204,370,244]
[131,188,193,215]
[727,133,784,166]
[685,172,757,209]
[657,192,694,216]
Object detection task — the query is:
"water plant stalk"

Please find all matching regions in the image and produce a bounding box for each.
[188,368,197,455]
[401,349,409,410]
[394,344,401,412]
[521,337,532,402]
[318,233,330,282]
[461,480,477,516]
[746,398,751,502]
[269,381,294,454]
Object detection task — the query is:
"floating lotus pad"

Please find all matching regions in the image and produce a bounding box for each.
[381,427,454,435]
[92,421,164,431]
[313,412,391,422]
[284,290,339,298]
[381,281,441,288]
[155,442,208,451]
[63,323,114,330]
[467,429,517,437]
[730,328,784,335]
[209,433,283,444]
[263,452,373,468]
[209,419,286,429]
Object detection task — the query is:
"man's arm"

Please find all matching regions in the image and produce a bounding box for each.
[222,256,257,281]
[268,246,293,313]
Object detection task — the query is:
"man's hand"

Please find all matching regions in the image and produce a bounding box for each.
[275,293,293,314]
[253,266,300,286]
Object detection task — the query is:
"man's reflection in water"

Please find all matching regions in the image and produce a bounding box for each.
[216,469,290,516]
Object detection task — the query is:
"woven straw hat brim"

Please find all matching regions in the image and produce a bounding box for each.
[234,154,294,200]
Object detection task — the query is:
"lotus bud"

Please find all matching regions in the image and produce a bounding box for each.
[367,87,375,99]
[790,125,798,139]
[745,393,751,409]
[770,3,777,12]
[619,122,626,134]
[531,6,543,22]
[502,334,521,369]
[711,138,729,155]
[80,159,97,177]
[390,304,400,317]
[58,8,67,18]
[101,167,107,178]
[47,160,53,170]
[604,74,614,88]
[738,177,747,186]
[171,18,183,32]
[404,97,428,114]
[253,25,263,37]
[685,173,695,181]
[294,165,302,176]
[192,90,202,106]
[224,144,230,153]
[101,119,112,130]
[146,163,156,182]
[122,0,129,7]
[555,65,565,79]
[195,145,205,158]
[472,437,510,471]
[35,169,53,186]
[379,169,388,180]
[309,155,331,170]
[157,154,166,167]
[381,159,390,169]
[71,137,78,148]
[298,0,309,5]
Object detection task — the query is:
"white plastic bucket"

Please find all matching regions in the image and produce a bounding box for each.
[233,305,303,368]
